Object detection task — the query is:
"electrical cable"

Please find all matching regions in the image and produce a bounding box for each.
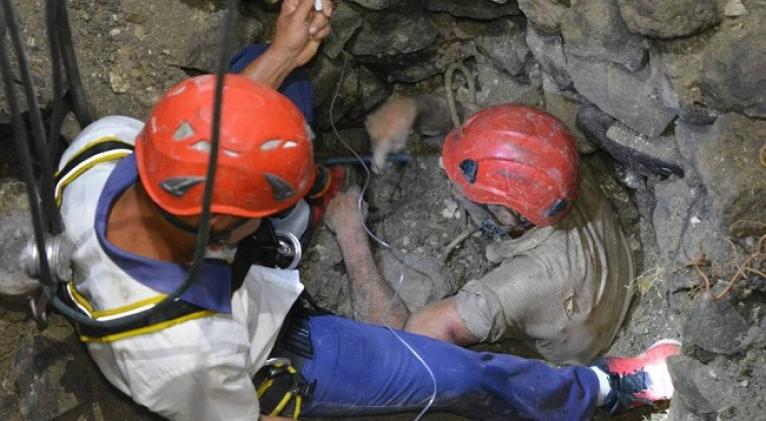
[0,0,241,330]
[44,0,68,179]
[56,1,93,127]
[328,51,438,421]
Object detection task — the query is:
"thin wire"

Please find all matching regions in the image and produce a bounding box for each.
[329,51,437,421]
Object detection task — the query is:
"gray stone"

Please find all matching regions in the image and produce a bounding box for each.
[723,0,747,17]
[560,0,648,72]
[567,53,677,137]
[668,356,718,418]
[676,115,766,238]
[684,296,751,356]
[320,3,362,60]
[347,0,390,10]
[700,16,766,118]
[517,0,568,33]
[617,0,720,39]
[525,24,571,89]
[426,0,520,20]
[475,21,530,78]
[475,53,543,108]
[312,61,390,130]
[181,12,263,74]
[605,122,684,178]
[348,9,437,57]
[542,76,596,154]
[653,33,718,124]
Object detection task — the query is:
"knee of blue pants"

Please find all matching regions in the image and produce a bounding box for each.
[229,43,315,125]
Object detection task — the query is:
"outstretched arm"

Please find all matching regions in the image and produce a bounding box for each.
[326,188,409,328]
[243,0,333,88]
[325,189,480,346]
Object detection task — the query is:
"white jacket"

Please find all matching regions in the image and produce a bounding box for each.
[58,116,304,420]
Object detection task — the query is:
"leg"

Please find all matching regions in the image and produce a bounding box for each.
[296,315,599,421]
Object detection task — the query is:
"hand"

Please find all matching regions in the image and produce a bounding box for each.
[365,95,418,174]
[272,0,333,67]
[324,187,365,234]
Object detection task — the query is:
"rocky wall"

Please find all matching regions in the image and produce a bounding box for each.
[1,0,765,419]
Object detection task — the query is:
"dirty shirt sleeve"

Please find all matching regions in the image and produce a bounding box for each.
[455,255,551,343]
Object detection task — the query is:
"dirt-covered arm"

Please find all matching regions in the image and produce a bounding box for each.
[326,189,410,328]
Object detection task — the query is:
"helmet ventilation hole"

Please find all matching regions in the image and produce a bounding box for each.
[223,148,241,158]
[159,176,206,197]
[190,140,211,154]
[459,159,478,183]
[283,141,298,149]
[264,173,295,202]
[261,139,283,151]
[174,121,194,141]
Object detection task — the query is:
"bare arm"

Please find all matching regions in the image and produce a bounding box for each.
[261,416,293,421]
[329,189,410,327]
[243,0,333,88]
[326,189,480,347]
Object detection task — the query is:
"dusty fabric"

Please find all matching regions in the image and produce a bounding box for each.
[59,117,304,420]
[456,167,635,365]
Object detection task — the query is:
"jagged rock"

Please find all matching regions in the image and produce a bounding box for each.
[560,0,648,72]
[525,24,571,89]
[684,296,751,357]
[474,53,543,108]
[348,9,438,57]
[181,11,264,74]
[320,3,363,59]
[347,0,390,10]
[517,0,568,33]
[542,77,596,154]
[605,122,684,178]
[724,0,747,17]
[475,21,530,78]
[617,0,720,39]
[313,62,390,129]
[700,15,766,119]
[676,114,766,238]
[651,174,728,277]
[567,53,677,137]
[668,356,718,419]
[578,102,683,177]
[653,32,718,124]
[426,0,520,20]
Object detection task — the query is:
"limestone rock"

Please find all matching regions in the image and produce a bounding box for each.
[668,356,718,419]
[320,3,363,59]
[617,0,720,39]
[475,53,543,108]
[347,0,390,10]
[517,0,568,33]
[0,209,39,296]
[567,53,677,137]
[426,0,520,20]
[676,114,766,238]
[348,9,437,57]
[684,296,751,356]
[542,77,596,154]
[605,122,684,178]
[653,33,718,124]
[700,16,766,118]
[560,0,648,72]
[312,62,390,130]
[724,0,747,17]
[525,24,571,89]
[475,21,530,78]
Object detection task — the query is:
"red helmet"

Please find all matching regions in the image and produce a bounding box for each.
[135,74,316,218]
[441,104,579,227]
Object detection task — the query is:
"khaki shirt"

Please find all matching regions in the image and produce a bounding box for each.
[455,167,635,364]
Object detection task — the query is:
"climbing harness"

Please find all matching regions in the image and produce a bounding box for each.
[0,0,242,333]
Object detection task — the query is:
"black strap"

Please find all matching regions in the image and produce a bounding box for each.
[54,139,133,186]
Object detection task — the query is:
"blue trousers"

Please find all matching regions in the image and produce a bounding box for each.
[297,315,598,421]
[232,45,599,420]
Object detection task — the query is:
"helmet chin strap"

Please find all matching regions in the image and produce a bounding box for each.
[152,202,248,246]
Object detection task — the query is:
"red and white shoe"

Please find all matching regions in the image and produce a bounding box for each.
[595,339,682,414]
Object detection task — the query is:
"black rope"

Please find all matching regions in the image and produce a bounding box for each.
[0,0,60,233]
[44,0,67,175]
[0,0,241,330]
[56,1,93,127]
